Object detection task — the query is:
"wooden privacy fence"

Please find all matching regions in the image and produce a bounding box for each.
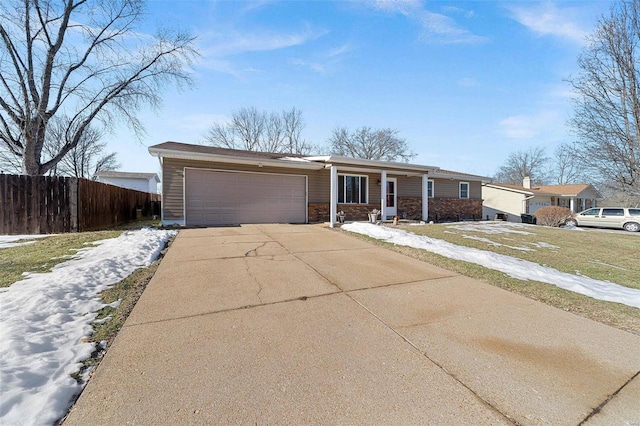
[0,174,161,235]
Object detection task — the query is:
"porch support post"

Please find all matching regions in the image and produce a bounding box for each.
[330,166,337,228]
[381,170,387,220]
[422,174,429,221]
[570,197,575,212]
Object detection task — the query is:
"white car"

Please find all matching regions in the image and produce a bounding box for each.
[568,207,640,232]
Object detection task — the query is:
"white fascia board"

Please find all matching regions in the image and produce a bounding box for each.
[148,148,325,170]
[431,172,491,183]
[483,183,534,195]
[326,164,427,176]
[318,156,438,174]
[329,155,439,173]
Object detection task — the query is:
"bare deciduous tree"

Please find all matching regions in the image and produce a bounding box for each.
[44,118,120,179]
[493,146,549,185]
[328,126,415,162]
[204,107,314,154]
[0,0,197,176]
[567,0,640,198]
[550,143,590,184]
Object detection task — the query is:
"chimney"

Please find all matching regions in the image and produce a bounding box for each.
[523,176,531,189]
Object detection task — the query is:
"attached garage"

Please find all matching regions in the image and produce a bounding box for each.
[184,168,307,226]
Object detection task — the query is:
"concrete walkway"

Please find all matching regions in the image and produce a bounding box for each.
[65,224,640,425]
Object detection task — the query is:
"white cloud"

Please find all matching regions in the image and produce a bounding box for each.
[368,0,423,14]
[291,43,352,74]
[327,43,352,58]
[290,58,326,73]
[506,3,588,43]
[499,111,560,140]
[193,24,328,76]
[363,0,486,44]
[200,26,328,57]
[441,5,475,19]
[418,11,487,44]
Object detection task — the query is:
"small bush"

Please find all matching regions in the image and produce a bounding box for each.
[534,206,575,227]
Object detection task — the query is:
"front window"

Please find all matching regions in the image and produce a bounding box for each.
[338,175,368,204]
[459,182,469,199]
[427,180,434,198]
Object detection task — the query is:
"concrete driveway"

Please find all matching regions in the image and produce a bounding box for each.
[65,224,640,425]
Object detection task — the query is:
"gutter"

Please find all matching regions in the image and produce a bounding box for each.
[148,147,326,171]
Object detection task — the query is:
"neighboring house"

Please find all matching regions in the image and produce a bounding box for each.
[95,171,160,194]
[482,177,603,222]
[148,141,489,227]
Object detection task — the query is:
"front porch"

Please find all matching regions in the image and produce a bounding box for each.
[309,198,483,224]
[554,197,597,213]
[327,166,430,228]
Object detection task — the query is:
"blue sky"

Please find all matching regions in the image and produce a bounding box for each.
[110,0,613,177]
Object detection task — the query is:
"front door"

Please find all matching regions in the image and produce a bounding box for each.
[386,178,397,218]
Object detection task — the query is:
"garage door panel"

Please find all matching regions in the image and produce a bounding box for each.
[185,169,307,226]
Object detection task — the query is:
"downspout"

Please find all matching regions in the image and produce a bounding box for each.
[380,170,387,220]
[330,165,337,228]
[157,156,164,224]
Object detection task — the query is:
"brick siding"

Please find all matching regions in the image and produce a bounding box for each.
[309,198,482,223]
[428,198,482,222]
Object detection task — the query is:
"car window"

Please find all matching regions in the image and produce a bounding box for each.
[629,209,640,216]
[602,208,624,216]
[581,209,600,216]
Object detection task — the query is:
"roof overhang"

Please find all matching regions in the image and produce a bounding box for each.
[307,155,439,174]
[149,146,326,171]
[431,172,490,183]
[483,183,534,195]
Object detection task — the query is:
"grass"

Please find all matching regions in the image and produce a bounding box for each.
[344,222,640,335]
[71,261,163,383]
[406,222,639,289]
[0,219,161,288]
[1,218,169,382]
[0,230,122,287]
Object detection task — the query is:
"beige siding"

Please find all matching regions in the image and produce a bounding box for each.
[395,175,422,197]
[482,186,525,222]
[162,157,483,222]
[432,178,481,199]
[577,187,600,200]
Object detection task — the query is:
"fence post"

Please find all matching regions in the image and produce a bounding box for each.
[69,177,79,232]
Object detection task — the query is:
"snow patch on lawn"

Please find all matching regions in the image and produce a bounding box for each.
[446,222,534,235]
[0,228,176,425]
[343,223,640,309]
[461,234,535,251]
[0,234,54,249]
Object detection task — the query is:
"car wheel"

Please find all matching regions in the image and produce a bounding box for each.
[623,222,640,232]
[565,219,578,227]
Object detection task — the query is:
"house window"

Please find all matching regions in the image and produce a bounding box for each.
[338,174,368,204]
[459,182,469,199]
[427,180,434,198]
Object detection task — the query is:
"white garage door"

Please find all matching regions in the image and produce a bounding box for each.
[185,169,307,226]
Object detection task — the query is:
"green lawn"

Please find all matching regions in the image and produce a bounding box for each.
[1,219,169,384]
[344,222,640,335]
[403,222,639,289]
[0,231,122,288]
[1,219,162,288]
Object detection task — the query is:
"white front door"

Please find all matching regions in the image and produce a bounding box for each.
[386,178,397,218]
